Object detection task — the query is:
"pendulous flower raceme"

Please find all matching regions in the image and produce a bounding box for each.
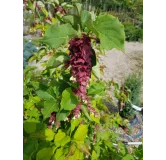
[68,34,98,117]
[69,34,93,100]
[48,34,98,126]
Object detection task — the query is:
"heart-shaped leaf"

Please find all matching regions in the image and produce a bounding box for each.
[42,99,59,120]
[41,24,77,49]
[47,52,69,69]
[93,14,125,52]
[60,88,78,111]
[74,124,88,141]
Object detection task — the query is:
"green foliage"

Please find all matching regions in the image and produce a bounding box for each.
[42,99,59,120]
[47,52,70,69]
[123,21,142,41]
[40,23,77,48]
[93,14,125,51]
[23,2,142,159]
[119,101,136,119]
[36,147,55,160]
[124,73,143,106]
[74,124,88,142]
[60,87,79,111]
[133,144,143,159]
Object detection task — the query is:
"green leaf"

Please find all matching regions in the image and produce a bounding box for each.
[92,61,100,79]
[24,122,36,134]
[41,24,77,49]
[36,147,54,160]
[88,83,105,95]
[54,130,66,146]
[32,96,41,103]
[67,148,83,160]
[122,154,135,160]
[118,142,126,156]
[104,141,113,148]
[66,143,76,157]
[23,66,37,76]
[74,124,88,141]
[81,10,91,29]
[52,147,64,159]
[90,114,100,123]
[97,131,110,141]
[61,136,71,146]
[77,143,91,156]
[47,52,69,69]
[70,118,82,135]
[25,108,39,119]
[56,110,70,121]
[94,144,100,156]
[60,88,78,111]
[23,86,28,96]
[36,90,55,100]
[41,8,48,17]
[42,99,59,120]
[81,105,92,121]
[86,16,98,35]
[23,154,30,160]
[93,14,125,52]
[30,128,55,141]
[74,3,82,15]
[23,139,38,157]
[24,101,34,110]
[63,15,75,25]
[92,150,99,160]
[62,15,80,29]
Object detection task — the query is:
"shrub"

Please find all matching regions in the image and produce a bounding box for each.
[119,101,136,119]
[123,21,141,41]
[124,73,143,106]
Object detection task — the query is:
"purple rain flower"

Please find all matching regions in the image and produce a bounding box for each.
[73,104,81,118]
[68,34,99,116]
[68,34,93,101]
[48,112,56,129]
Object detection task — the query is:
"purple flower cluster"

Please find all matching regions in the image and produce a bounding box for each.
[48,112,60,129]
[73,104,81,118]
[69,34,93,101]
[68,34,98,117]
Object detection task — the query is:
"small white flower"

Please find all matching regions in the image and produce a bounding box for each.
[72,116,76,120]
[85,155,89,158]
[70,76,76,82]
[77,113,81,118]
[64,117,69,121]
[51,121,55,125]
[83,100,88,104]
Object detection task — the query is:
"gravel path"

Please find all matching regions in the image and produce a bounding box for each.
[99,42,143,84]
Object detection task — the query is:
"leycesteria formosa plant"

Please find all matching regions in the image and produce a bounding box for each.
[23,1,141,160]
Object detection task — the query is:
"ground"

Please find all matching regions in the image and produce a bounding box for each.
[99,42,143,83]
[99,41,143,105]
